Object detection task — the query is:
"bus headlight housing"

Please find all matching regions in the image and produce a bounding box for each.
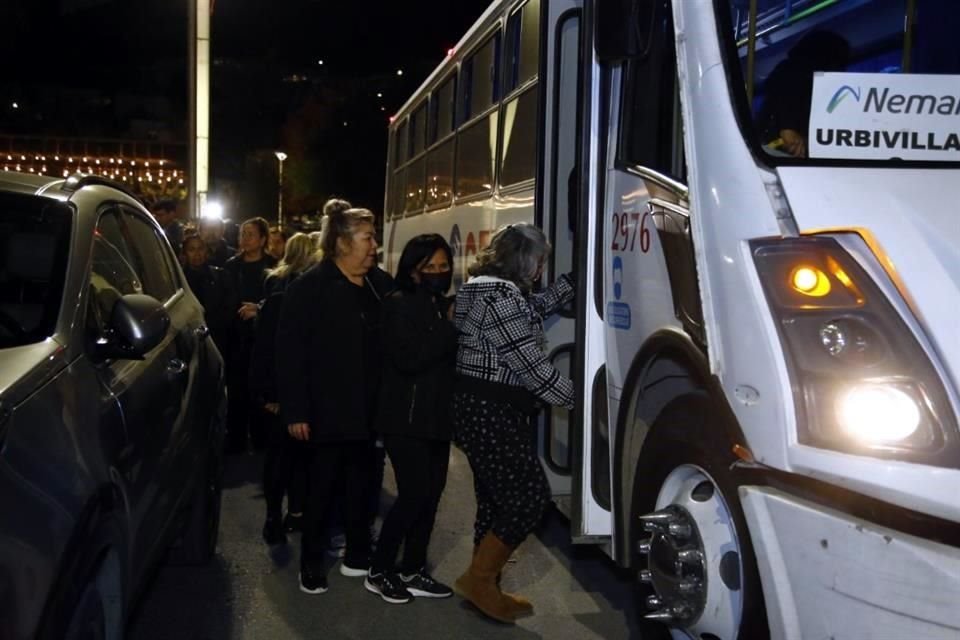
[752,236,957,462]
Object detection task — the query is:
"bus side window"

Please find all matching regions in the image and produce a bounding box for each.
[617,0,685,183]
[456,32,502,199]
[426,73,457,210]
[395,119,408,168]
[500,0,540,188]
[504,0,540,93]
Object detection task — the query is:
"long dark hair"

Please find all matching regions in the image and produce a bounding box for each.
[395,234,453,292]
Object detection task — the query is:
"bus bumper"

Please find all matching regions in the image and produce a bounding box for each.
[740,486,960,640]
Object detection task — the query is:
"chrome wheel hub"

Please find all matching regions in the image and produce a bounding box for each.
[638,465,743,640]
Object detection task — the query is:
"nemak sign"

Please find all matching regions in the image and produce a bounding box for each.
[809,72,960,161]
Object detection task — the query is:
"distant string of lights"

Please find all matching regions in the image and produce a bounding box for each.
[1,151,186,185]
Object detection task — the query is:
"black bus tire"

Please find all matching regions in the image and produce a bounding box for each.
[630,391,769,640]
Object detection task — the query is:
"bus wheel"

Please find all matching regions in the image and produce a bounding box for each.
[631,393,768,640]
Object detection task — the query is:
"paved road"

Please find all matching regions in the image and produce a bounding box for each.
[129,448,658,640]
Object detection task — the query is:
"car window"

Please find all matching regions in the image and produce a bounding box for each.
[89,207,178,331]
[119,207,180,300]
[0,194,72,348]
[90,211,144,329]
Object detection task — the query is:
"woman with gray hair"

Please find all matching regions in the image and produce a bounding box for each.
[276,201,394,595]
[451,223,575,623]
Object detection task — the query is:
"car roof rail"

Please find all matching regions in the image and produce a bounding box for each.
[61,173,143,203]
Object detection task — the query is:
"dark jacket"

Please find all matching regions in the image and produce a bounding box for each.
[207,239,236,268]
[276,260,394,444]
[183,264,238,353]
[249,271,299,405]
[376,287,458,441]
[224,253,277,344]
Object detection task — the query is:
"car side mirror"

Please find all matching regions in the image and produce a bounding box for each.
[96,294,170,360]
[595,0,653,63]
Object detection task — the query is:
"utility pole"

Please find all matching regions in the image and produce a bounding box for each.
[188,0,211,220]
[275,151,287,230]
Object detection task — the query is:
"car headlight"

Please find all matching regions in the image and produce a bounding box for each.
[752,236,957,463]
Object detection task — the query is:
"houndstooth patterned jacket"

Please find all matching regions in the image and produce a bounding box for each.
[454,273,575,409]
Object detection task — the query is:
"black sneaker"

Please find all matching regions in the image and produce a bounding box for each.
[400,570,453,599]
[283,512,303,533]
[262,517,287,546]
[364,571,412,604]
[299,567,328,595]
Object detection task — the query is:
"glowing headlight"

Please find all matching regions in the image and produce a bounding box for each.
[754,236,955,461]
[837,384,921,443]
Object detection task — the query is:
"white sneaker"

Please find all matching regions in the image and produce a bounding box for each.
[339,561,368,578]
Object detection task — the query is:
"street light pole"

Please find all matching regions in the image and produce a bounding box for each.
[274,151,287,230]
[189,0,211,221]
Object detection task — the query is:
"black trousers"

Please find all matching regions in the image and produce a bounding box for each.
[262,410,306,518]
[371,436,450,574]
[225,341,266,451]
[301,440,377,572]
[452,391,551,548]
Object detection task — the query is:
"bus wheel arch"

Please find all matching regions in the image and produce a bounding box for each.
[630,392,769,640]
[612,330,710,568]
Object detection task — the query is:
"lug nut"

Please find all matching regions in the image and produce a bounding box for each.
[639,569,652,583]
[640,511,676,532]
[645,595,662,609]
[637,538,652,554]
[645,610,675,622]
[673,605,694,620]
[677,549,703,565]
[668,522,692,538]
[678,580,701,594]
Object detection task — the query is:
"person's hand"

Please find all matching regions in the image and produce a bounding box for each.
[238,302,259,321]
[288,422,310,441]
[264,402,280,415]
[780,129,807,158]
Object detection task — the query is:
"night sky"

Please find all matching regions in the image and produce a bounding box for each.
[4,0,490,83]
[1,0,491,216]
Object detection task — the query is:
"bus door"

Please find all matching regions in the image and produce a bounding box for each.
[599,0,703,558]
[538,0,611,539]
[530,0,581,511]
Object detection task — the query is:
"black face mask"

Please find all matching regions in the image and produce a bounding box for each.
[419,271,452,296]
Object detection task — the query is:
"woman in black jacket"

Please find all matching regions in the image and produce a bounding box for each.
[277,205,394,596]
[249,232,318,545]
[365,234,458,604]
[181,233,238,355]
[223,217,277,453]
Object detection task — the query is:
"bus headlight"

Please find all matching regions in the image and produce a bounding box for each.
[838,383,921,443]
[752,236,957,462]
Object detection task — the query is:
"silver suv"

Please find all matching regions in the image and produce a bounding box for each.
[0,172,226,640]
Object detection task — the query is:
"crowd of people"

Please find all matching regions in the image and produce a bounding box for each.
[152,197,575,624]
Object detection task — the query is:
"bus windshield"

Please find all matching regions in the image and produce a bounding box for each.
[723,0,960,164]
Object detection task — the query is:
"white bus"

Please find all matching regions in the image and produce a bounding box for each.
[383,1,960,638]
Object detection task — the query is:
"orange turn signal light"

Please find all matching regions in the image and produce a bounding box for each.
[790,265,831,297]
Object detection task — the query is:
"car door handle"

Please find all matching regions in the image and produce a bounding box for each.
[167,358,188,375]
[194,325,210,340]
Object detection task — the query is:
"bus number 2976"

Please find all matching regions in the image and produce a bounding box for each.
[611,211,650,253]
